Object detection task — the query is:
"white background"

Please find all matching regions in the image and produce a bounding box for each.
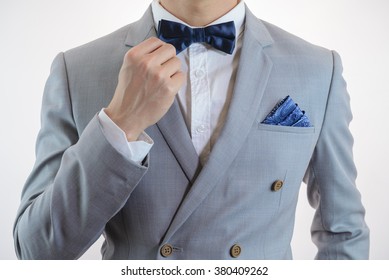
[1,0,388,260]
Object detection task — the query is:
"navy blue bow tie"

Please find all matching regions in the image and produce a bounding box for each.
[157,19,236,54]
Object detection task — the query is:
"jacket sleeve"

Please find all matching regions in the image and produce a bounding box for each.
[304,51,369,259]
[13,53,148,259]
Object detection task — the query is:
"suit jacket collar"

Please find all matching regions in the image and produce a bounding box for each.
[124,6,156,47]
[243,6,274,48]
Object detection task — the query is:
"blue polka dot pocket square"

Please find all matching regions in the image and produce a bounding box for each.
[261,95,311,127]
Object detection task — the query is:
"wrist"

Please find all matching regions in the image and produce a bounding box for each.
[104,108,144,142]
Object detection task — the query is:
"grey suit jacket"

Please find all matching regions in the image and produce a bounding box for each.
[13,5,369,259]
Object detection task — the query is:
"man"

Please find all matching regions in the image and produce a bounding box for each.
[14,0,369,259]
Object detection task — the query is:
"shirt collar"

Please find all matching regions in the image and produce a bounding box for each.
[151,0,245,36]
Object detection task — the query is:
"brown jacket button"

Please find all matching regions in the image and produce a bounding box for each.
[271,180,284,192]
[160,244,173,257]
[230,244,242,258]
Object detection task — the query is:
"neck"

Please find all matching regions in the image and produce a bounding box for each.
[159,0,239,26]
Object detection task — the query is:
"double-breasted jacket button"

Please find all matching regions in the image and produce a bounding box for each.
[230,244,242,258]
[160,244,173,257]
[271,180,284,192]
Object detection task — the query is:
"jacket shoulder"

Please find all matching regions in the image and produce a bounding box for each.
[261,19,333,60]
[63,24,131,64]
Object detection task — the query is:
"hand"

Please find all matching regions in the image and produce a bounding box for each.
[105,37,185,141]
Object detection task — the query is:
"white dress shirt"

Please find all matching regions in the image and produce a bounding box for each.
[99,0,245,165]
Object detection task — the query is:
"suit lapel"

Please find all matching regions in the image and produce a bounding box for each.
[124,6,201,183]
[161,6,275,243]
[156,100,202,183]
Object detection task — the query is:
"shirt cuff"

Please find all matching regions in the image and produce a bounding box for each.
[98,109,153,165]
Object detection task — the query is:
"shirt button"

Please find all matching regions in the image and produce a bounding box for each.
[160,244,173,257]
[196,124,207,133]
[230,244,242,258]
[195,69,205,78]
[271,180,284,192]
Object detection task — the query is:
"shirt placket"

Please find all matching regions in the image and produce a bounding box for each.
[189,44,211,164]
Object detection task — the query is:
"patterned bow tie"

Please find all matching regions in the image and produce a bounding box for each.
[157,19,236,54]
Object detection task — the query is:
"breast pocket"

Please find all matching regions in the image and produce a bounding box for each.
[254,123,317,172]
[257,123,315,134]
[230,123,317,185]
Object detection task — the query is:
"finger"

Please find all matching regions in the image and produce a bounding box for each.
[169,71,186,92]
[131,37,166,56]
[161,56,182,78]
[150,43,177,65]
